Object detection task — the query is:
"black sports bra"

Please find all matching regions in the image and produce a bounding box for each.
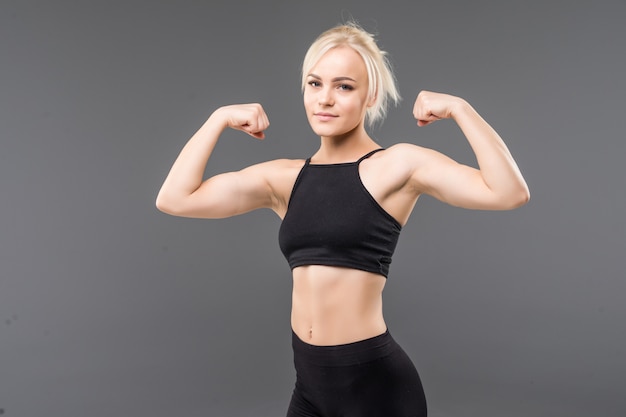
[278,149,402,278]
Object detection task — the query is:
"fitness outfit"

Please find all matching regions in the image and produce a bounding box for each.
[287,330,427,417]
[279,149,427,417]
[279,149,401,278]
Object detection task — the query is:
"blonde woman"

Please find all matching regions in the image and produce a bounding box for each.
[157,22,529,417]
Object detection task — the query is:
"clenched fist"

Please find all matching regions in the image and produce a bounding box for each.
[215,103,270,139]
[413,91,465,127]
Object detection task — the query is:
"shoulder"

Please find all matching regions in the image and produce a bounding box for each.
[371,143,453,193]
[248,158,306,211]
[385,143,436,159]
[356,144,429,192]
[237,157,306,193]
[384,143,452,171]
[226,158,306,201]
[374,143,442,172]
[241,157,305,179]
[258,158,306,178]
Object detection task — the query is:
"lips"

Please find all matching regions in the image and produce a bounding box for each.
[314,112,338,121]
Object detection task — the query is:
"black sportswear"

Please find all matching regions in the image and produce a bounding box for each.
[286,329,427,417]
[278,149,402,278]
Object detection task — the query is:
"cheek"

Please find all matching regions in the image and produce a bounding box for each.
[303,92,314,110]
[344,97,367,116]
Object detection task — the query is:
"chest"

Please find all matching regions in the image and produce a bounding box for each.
[280,164,399,246]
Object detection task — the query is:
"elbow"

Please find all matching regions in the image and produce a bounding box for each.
[156,193,217,218]
[518,181,531,206]
[155,195,170,214]
[513,193,530,209]
[520,187,531,206]
[506,186,530,209]
[155,193,179,215]
[486,184,529,210]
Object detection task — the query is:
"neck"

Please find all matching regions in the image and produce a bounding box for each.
[314,125,379,164]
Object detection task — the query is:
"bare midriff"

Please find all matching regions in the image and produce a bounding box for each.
[290,265,387,346]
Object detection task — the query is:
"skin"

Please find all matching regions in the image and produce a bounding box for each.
[156,45,530,346]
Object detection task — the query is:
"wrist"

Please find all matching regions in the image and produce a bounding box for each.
[207,107,230,130]
[449,97,471,120]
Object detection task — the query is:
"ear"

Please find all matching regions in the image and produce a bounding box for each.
[367,94,377,108]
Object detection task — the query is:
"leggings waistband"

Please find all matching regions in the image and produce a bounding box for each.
[291,329,399,367]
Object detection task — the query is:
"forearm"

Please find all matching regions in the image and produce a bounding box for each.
[452,100,530,204]
[156,110,226,210]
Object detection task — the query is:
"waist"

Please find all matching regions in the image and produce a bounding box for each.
[292,328,396,366]
[290,265,387,345]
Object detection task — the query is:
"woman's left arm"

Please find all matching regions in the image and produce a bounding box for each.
[410,90,530,210]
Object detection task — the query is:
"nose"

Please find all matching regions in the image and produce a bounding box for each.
[319,87,334,106]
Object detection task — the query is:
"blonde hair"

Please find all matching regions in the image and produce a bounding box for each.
[301,22,400,127]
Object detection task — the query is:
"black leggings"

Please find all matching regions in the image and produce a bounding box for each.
[286,330,427,417]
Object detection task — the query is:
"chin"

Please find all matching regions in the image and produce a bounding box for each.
[309,124,335,137]
[314,129,346,138]
[309,122,354,138]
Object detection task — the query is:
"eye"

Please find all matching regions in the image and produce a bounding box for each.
[338,84,354,91]
[308,80,321,87]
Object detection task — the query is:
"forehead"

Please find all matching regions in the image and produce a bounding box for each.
[309,46,367,79]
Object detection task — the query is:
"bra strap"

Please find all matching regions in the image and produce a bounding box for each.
[356,148,385,164]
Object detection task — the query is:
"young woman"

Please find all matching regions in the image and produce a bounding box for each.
[156,22,529,417]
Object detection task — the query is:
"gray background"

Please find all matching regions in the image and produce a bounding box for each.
[1,1,625,416]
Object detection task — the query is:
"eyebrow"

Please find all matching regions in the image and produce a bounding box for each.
[307,73,357,83]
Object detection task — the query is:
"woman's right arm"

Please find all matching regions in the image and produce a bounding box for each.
[155,103,274,219]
